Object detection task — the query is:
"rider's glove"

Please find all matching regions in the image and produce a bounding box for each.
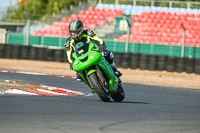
[64,38,72,51]
[87,29,96,37]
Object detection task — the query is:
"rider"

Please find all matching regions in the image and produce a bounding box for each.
[64,20,122,82]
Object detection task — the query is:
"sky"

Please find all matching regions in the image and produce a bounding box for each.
[0,0,17,7]
[0,0,17,19]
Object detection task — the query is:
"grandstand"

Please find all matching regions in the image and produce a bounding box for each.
[31,7,123,37]
[29,1,200,48]
[96,3,200,15]
[115,11,200,47]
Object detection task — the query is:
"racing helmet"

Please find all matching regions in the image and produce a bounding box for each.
[68,20,84,40]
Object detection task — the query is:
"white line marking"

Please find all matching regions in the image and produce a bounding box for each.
[56,87,85,95]
[5,89,39,95]
[1,70,9,72]
[18,71,47,75]
[37,89,68,96]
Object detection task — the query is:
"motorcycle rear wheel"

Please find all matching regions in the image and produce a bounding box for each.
[89,73,110,102]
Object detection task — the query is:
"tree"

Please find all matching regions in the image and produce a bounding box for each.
[2,0,85,22]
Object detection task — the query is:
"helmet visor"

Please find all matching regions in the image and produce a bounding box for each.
[71,31,79,37]
[70,29,82,38]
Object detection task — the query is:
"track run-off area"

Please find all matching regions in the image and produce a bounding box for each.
[0,71,200,133]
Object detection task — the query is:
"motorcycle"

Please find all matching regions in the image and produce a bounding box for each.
[72,41,125,102]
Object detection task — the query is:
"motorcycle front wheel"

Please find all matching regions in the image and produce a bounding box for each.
[88,73,110,102]
[111,82,125,102]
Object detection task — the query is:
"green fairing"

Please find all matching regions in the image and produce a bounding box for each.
[72,42,118,92]
[98,58,118,91]
[87,69,96,76]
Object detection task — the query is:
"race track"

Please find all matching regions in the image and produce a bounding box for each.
[0,72,200,133]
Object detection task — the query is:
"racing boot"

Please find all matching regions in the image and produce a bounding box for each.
[76,72,83,82]
[111,62,122,77]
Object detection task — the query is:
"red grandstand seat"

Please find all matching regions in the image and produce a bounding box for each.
[121,37,127,42]
[70,14,78,20]
[83,23,88,29]
[88,7,95,11]
[106,16,114,22]
[106,9,116,17]
[79,14,87,20]
[98,8,106,13]
[132,15,141,22]
[61,17,68,23]
[34,30,44,36]
[67,18,73,23]
[89,11,95,16]
[79,10,86,15]
[85,19,96,25]
[115,38,123,42]
[88,24,96,30]
[60,22,69,27]
[128,36,135,42]
[85,11,91,16]
[99,15,106,21]
[87,15,93,20]
[52,21,60,26]
[116,9,123,17]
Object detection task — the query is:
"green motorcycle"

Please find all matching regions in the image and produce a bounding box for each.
[72,42,125,102]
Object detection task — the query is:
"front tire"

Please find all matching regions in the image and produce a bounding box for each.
[111,82,125,102]
[88,73,110,102]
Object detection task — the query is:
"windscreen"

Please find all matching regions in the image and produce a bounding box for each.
[75,42,89,57]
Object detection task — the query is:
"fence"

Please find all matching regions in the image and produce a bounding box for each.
[6,33,66,48]
[6,32,200,59]
[98,0,200,9]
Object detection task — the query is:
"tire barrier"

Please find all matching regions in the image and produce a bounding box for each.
[114,52,122,68]
[166,56,177,72]
[121,53,131,68]
[195,59,200,74]
[37,47,47,61]
[185,58,195,73]
[139,54,149,70]
[148,55,158,71]
[11,45,22,59]
[130,53,139,69]
[0,44,5,58]
[21,45,31,59]
[54,49,65,62]
[1,44,200,75]
[157,55,167,71]
[29,47,38,60]
[62,50,68,63]
[46,48,55,61]
[4,44,13,59]
[176,57,185,72]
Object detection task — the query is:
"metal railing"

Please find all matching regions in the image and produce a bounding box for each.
[98,0,200,9]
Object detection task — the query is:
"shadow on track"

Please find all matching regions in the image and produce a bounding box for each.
[96,100,150,104]
[121,101,151,104]
[116,101,150,104]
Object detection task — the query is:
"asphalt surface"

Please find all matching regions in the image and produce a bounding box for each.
[0,72,200,133]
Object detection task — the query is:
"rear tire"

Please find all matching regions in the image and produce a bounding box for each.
[111,82,125,102]
[88,73,110,102]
